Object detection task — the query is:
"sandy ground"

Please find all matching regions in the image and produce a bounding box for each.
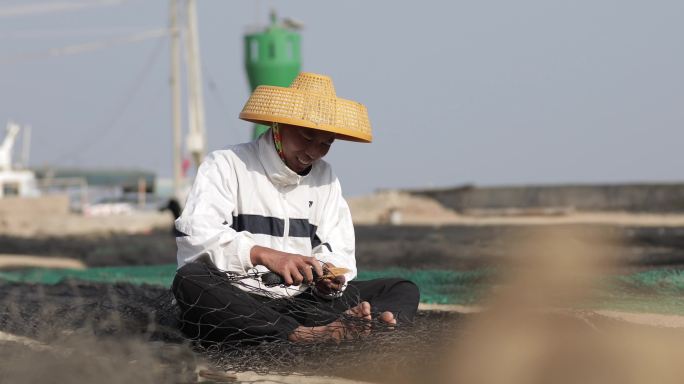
[348,190,684,226]
[205,370,376,384]
[2,192,684,382]
[3,191,683,273]
[3,191,684,238]
[0,210,175,237]
[0,254,86,269]
[1,224,683,271]
[420,303,684,329]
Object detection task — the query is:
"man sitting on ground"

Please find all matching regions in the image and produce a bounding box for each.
[172,72,420,343]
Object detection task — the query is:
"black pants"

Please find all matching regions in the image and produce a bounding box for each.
[171,261,420,343]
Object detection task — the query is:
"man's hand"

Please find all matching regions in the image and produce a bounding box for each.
[315,262,346,295]
[250,246,323,286]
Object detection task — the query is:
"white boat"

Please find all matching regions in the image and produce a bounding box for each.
[0,122,39,198]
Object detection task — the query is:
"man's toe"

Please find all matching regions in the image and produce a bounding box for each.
[379,311,396,324]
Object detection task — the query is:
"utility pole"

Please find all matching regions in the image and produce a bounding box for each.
[169,0,183,202]
[185,0,207,170]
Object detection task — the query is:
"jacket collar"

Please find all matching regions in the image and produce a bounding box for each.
[258,129,307,187]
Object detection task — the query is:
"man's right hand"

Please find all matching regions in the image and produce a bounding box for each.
[250,245,324,286]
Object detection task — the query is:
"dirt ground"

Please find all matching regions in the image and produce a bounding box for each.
[3,276,683,383]
[2,193,684,383]
[0,210,175,237]
[4,190,684,237]
[1,189,683,272]
[0,277,464,383]
[3,275,670,384]
[348,190,684,226]
[1,224,682,273]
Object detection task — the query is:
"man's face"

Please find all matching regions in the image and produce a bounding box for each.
[279,124,335,174]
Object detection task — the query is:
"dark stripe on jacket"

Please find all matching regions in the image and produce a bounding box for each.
[222,214,333,252]
[288,218,332,252]
[289,218,314,238]
[231,214,285,236]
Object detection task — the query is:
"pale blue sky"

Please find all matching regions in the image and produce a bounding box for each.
[1,0,682,196]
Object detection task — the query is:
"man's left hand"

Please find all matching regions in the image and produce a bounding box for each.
[315,264,346,294]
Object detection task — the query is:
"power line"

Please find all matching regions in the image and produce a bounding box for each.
[203,65,236,132]
[50,36,167,165]
[0,28,171,65]
[85,79,168,164]
[0,27,156,39]
[0,0,130,18]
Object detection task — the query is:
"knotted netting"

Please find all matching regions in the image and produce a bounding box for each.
[172,261,413,342]
[0,269,459,383]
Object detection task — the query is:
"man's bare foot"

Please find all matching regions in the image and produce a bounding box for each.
[378,311,397,327]
[289,301,393,343]
[346,301,372,322]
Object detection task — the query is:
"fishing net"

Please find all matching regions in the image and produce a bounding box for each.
[5,263,684,382]
[166,260,457,380]
[171,261,420,342]
[3,224,684,382]
[0,279,196,382]
[0,267,461,383]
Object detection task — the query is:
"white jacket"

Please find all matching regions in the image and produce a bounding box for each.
[175,130,357,297]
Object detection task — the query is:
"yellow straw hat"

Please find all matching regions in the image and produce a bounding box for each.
[239,72,372,143]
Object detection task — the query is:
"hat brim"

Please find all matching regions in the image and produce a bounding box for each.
[239,81,373,143]
[239,112,372,143]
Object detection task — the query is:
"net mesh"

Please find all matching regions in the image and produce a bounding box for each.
[5,265,684,314]
[0,275,460,383]
[4,263,684,382]
[170,262,419,345]
[3,225,684,382]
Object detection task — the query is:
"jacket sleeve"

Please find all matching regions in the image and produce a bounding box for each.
[174,152,256,273]
[311,177,357,295]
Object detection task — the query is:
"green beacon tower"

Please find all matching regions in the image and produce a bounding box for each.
[244,11,302,139]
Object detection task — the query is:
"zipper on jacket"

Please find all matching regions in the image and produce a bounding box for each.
[281,191,289,245]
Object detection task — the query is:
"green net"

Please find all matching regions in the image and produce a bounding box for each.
[0,265,491,305]
[0,264,177,286]
[3,265,684,315]
[358,268,491,305]
[591,269,684,315]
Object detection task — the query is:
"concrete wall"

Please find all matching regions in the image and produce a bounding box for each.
[408,183,684,213]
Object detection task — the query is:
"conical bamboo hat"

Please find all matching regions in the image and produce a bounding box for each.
[239,72,372,143]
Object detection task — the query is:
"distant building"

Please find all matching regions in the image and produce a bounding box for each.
[33,168,158,212]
